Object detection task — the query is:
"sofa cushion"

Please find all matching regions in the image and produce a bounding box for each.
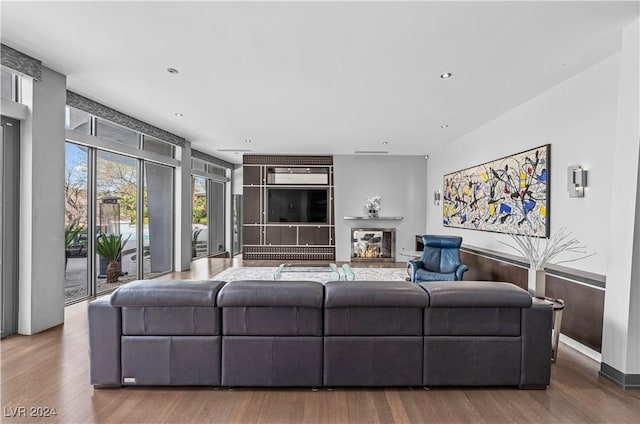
[424,307,522,336]
[122,306,220,336]
[217,280,324,308]
[110,280,225,336]
[419,281,532,308]
[324,281,428,336]
[324,281,429,308]
[218,280,324,336]
[110,280,226,307]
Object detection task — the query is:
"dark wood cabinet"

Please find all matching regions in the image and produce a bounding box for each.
[243,226,261,245]
[243,166,262,185]
[243,187,262,224]
[299,226,330,245]
[266,226,297,245]
[242,155,334,260]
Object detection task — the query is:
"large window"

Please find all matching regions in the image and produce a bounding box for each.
[64,106,177,303]
[64,143,90,301]
[191,158,229,258]
[144,162,173,277]
[192,176,208,258]
[96,151,138,292]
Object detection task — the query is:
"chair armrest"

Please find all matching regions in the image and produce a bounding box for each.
[455,264,469,280]
[407,260,424,283]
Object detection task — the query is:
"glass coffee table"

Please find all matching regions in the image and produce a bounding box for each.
[273,263,341,281]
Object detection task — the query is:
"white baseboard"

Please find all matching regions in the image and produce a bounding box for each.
[559,334,601,363]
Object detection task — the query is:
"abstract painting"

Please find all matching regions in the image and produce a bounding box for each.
[443,144,550,237]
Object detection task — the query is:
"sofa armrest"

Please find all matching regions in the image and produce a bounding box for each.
[89,296,122,387]
[520,301,553,388]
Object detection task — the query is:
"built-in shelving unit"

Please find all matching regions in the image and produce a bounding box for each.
[242,155,335,260]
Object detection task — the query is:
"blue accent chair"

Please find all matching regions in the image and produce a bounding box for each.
[408,235,469,283]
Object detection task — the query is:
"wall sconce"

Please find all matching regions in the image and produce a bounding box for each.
[567,165,587,197]
[434,189,442,206]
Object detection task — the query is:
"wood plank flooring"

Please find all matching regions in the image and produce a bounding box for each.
[2,258,639,423]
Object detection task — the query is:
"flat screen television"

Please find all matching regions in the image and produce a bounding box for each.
[268,188,328,223]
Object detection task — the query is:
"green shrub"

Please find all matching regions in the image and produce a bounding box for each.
[65,223,84,249]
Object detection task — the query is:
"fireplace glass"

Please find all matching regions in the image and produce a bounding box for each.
[351,228,396,262]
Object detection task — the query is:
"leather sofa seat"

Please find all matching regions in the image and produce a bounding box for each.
[323,281,429,387]
[88,278,553,389]
[420,281,531,336]
[97,280,225,387]
[216,280,324,387]
[419,281,551,388]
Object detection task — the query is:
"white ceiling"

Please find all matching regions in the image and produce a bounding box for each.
[1,1,638,164]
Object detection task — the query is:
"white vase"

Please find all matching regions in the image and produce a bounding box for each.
[528,268,546,298]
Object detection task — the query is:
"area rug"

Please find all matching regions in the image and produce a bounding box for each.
[211,266,408,283]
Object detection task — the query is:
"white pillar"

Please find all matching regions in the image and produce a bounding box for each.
[174,141,192,271]
[18,66,66,334]
[601,18,640,387]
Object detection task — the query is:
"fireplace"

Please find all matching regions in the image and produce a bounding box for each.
[350,228,396,262]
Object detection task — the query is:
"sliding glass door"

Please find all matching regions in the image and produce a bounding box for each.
[192,176,208,258]
[1,117,20,338]
[210,181,226,254]
[96,151,138,293]
[144,162,173,278]
[191,176,227,258]
[64,143,90,301]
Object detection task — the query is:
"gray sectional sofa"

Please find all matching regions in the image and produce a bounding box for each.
[88,279,553,389]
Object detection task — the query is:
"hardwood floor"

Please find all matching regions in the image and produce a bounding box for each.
[2,258,638,423]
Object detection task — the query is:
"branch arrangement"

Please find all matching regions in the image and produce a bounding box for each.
[499,227,595,270]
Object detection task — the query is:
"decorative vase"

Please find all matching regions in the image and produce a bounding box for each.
[528,268,546,298]
[367,209,378,218]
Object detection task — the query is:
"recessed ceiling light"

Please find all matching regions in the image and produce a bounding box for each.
[167,67,179,74]
[441,124,449,128]
[174,112,183,117]
[440,72,453,79]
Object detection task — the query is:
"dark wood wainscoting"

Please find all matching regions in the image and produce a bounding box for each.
[461,248,605,352]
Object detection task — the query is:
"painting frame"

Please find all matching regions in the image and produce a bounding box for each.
[442,144,550,237]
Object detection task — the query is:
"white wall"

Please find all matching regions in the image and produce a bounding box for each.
[18,67,66,334]
[334,155,427,262]
[601,18,640,376]
[426,20,640,379]
[426,52,623,276]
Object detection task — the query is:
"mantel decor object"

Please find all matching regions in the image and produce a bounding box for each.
[364,196,381,219]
